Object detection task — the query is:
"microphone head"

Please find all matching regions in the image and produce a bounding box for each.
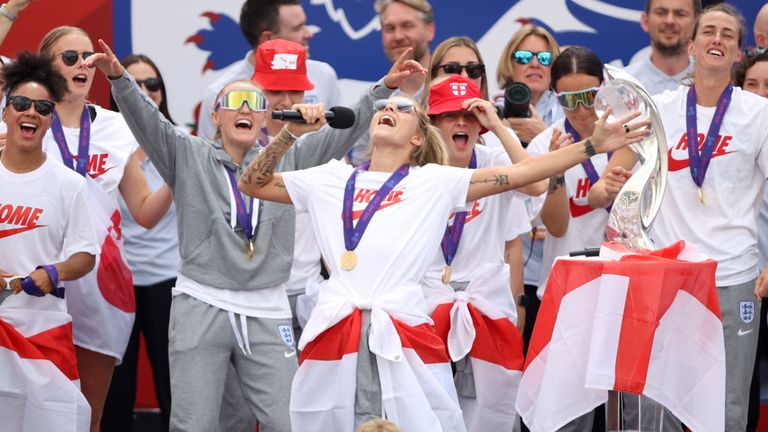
[328,106,355,129]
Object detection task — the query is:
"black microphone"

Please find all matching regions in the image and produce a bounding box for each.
[271,106,355,129]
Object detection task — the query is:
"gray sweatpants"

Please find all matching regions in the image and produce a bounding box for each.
[168,293,298,432]
[719,278,760,431]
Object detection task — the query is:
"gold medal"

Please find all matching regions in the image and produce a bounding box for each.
[247,240,254,260]
[340,250,357,271]
[441,265,452,285]
[8,277,22,292]
[698,188,705,204]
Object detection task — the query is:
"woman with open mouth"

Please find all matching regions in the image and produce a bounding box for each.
[233,78,646,431]
[590,4,768,431]
[38,26,173,432]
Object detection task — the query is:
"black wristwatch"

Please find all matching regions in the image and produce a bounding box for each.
[515,294,529,307]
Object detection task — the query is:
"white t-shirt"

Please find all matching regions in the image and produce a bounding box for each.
[624,54,694,96]
[651,86,768,286]
[0,155,99,278]
[423,145,530,283]
[282,160,472,300]
[286,211,323,296]
[197,53,341,141]
[529,119,611,295]
[42,105,138,203]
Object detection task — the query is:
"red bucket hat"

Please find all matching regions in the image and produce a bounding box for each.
[251,39,315,91]
[427,75,487,133]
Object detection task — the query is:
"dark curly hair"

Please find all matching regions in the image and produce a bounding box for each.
[733,49,768,88]
[3,51,68,102]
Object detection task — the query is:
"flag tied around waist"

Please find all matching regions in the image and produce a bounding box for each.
[517,240,724,432]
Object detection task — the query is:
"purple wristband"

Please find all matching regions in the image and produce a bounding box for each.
[21,265,65,299]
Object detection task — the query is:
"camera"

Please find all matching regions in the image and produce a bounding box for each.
[503,82,532,119]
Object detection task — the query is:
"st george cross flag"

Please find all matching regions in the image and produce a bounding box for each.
[516,241,724,432]
[0,293,91,432]
[65,179,135,362]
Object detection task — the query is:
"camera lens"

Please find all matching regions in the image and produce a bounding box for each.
[503,82,532,119]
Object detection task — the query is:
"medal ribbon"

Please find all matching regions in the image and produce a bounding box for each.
[441,150,477,267]
[564,119,611,212]
[685,84,732,188]
[342,162,410,252]
[50,106,91,177]
[224,167,256,244]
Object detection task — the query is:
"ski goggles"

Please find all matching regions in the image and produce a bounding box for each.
[554,86,601,111]
[216,90,268,112]
[135,77,163,92]
[59,50,95,67]
[7,95,55,116]
[373,99,415,113]
[433,62,486,79]
[513,50,553,66]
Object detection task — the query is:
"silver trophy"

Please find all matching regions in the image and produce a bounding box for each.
[595,64,668,250]
[595,65,670,431]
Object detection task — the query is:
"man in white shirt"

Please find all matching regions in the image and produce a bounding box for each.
[624,0,701,95]
[197,0,340,140]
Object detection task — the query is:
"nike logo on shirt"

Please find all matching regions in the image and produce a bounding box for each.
[667,133,735,172]
[0,205,46,238]
[667,148,734,172]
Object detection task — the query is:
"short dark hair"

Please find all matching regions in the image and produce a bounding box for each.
[550,46,604,91]
[110,54,176,125]
[3,51,67,102]
[733,49,768,87]
[240,0,301,48]
[644,0,702,15]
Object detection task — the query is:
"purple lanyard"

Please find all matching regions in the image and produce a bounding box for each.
[441,150,477,267]
[342,161,410,252]
[564,119,610,212]
[685,84,733,188]
[224,167,255,242]
[50,106,91,177]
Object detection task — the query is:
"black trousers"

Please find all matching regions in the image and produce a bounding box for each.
[101,278,174,432]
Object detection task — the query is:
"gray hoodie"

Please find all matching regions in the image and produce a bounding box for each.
[111,73,394,291]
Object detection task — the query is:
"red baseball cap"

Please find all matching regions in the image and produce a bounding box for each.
[251,39,315,91]
[428,76,487,133]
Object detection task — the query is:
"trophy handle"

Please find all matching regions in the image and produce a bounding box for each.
[601,65,668,250]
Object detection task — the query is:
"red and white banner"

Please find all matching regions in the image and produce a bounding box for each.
[517,241,724,432]
[0,294,91,432]
[425,263,524,431]
[291,309,466,432]
[65,179,135,362]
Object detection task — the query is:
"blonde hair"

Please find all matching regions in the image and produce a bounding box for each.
[39,26,91,56]
[374,0,433,24]
[424,36,488,104]
[356,419,402,432]
[411,98,447,166]
[496,25,560,90]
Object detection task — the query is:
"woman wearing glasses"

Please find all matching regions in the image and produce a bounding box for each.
[0,51,99,432]
[230,67,646,432]
[38,26,172,431]
[101,53,180,432]
[88,39,426,432]
[591,5,768,430]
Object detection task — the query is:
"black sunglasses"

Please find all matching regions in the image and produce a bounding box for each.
[7,95,56,116]
[135,77,163,92]
[59,50,95,67]
[434,62,486,79]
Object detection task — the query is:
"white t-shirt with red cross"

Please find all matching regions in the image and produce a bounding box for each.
[423,144,531,284]
[42,105,138,202]
[282,159,473,304]
[0,155,99,279]
[651,86,768,286]
[528,118,611,295]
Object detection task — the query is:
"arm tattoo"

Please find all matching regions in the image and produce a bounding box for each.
[548,175,565,193]
[470,175,510,186]
[274,182,286,189]
[241,128,296,187]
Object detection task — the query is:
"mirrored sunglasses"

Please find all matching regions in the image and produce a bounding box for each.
[434,62,485,79]
[513,50,553,66]
[216,90,268,112]
[8,95,55,116]
[59,50,95,67]
[135,77,163,92]
[554,87,601,111]
[373,99,415,113]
